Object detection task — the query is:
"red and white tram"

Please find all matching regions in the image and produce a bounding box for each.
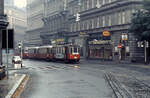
[23,44,80,63]
[37,46,53,60]
[53,44,80,62]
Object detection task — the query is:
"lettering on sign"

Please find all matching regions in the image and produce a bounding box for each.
[56,38,64,42]
[103,30,110,37]
[89,40,111,45]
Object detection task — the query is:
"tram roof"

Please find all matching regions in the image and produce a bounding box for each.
[26,46,39,49]
[39,45,53,48]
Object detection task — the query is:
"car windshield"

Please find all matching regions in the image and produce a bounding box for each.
[14,56,21,59]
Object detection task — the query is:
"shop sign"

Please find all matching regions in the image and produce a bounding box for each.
[103,30,110,37]
[56,38,65,42]
[51,41,56,44]
[126,46,130,53]
[121,33,128,41]
[50,39,56,44]
[89,40,111,45]
[79,32,89,37]
[114,46,118,52]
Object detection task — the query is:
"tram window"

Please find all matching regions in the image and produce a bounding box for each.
[63,47,65,53]
[74,47,78,53]
[48,48,51,54]
[47,48,49,53]
[70,47,73,53]
[59,47,61,53]
[53,47,55,54]
[56,48,58,53]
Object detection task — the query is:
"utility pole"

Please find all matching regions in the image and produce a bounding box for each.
[144,40,149,64]
[144,40,147,64]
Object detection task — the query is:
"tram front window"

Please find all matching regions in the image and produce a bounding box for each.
[74,47,78,53]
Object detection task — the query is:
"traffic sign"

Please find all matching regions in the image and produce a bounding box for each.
[76,13,80,22]
[118,44,122,48]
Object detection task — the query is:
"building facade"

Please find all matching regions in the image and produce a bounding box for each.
[26,0,144,62]
[40,0,73,45]
[4,1,27,47]
[25,0,44,46]
[67,0,143,62]
[4,0,14,7]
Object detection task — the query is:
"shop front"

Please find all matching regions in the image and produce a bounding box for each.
[88,39,112,60]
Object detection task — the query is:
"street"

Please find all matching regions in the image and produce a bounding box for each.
[18,60,113,98]
[10,60,150,98]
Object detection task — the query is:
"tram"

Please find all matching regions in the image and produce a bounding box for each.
[23,44,80,63]
[53,44,80,62]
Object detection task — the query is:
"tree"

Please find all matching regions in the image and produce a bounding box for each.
[129,0,150,41]
[143,0,150,12]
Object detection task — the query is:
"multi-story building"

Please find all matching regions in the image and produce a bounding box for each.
[26,0,144,62]
[67,0,143,62]
[4,0,27,47]
[40,0,72,45]
[25,0,44,46]
[4,0,14,7]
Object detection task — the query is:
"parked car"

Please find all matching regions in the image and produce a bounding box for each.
[0,66,5,80]
[12,56,23,68]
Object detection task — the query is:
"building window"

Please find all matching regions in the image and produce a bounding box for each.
[87,20,89,30]
[85,21,88,30]
[83,21,85,30]
[70,24,72,32]
[97,17,100,28]
[78,22,80,31]
[118,12,121,25]
[76,22,78,31]
[80,21,83,30]
[92,0,94,8]
[102,0,105,5]
[127,10,132,23]
[122,11,125,24]
[72,23,74,32]
[85,0,90,10]
[102,16,105,27]
[108,15,112,26]
[109,0,112,3]
[92,19,95,29]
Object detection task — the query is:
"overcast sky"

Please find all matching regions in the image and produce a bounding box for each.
[14,0,26,8]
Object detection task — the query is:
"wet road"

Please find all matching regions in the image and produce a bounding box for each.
[18,60,113,98]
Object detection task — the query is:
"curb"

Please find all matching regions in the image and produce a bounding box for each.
[5,74,27,98]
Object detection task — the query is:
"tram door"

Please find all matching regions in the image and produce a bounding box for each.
[65,46,68,59]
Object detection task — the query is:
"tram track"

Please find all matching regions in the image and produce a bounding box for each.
[104,73,133,98]
[126,77,150,98]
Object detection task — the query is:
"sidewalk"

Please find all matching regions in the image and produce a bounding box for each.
[0,74,27,98]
